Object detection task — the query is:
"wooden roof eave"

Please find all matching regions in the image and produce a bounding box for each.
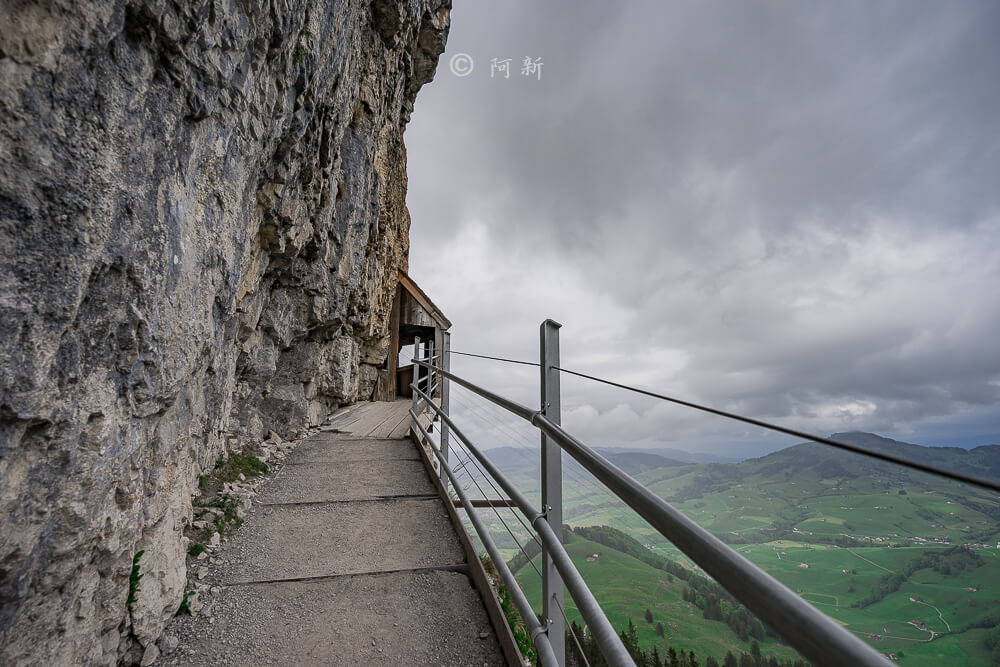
[397,270,452,330]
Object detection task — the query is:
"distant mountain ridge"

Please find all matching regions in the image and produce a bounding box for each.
[745,431,1000,482]
[481,444,734,469]
[475,432,1000,490]
[596,446,740,465]
[479,445,692,478]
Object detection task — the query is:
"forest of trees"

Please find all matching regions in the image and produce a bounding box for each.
[565,618,808,667]
[981,623,1000,664]
[681,587,765,643]
[499,528,797,664]
[851,546,982,608]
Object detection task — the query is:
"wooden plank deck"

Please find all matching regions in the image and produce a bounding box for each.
[324,399,436,439]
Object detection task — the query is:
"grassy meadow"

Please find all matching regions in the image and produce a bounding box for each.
[469,434,1000,664]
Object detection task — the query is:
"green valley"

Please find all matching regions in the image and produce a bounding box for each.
[469,432,1000,665]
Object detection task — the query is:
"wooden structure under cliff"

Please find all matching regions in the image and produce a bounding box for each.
[374,270,451,401]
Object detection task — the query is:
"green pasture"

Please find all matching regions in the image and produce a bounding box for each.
[512,532,803,664]
[471,436,1000,665]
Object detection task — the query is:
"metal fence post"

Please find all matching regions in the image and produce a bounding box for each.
[540,319,565,667]
[427,338,435,393]
[412,336,421,422]
[440,331,451,492]
[427,338,435,432]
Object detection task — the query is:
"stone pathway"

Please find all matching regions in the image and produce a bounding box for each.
[162,401,506,666]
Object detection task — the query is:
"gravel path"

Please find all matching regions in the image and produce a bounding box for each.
[164,571,503,666]
[158,420,506,666]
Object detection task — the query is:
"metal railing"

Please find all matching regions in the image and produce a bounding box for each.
[408,320,894,667]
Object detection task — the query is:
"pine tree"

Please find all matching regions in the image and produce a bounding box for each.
[645,608,654,623]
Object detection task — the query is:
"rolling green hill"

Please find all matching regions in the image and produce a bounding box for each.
[511,529,802,664]
[569,433,1000,549]
[476,432,1000,665]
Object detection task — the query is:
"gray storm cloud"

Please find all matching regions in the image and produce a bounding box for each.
[404,1,1000,456]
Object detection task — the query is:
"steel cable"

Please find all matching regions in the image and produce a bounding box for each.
[555,365,1000,493]
[556,595,592,667]
[448,433,545,555]
[435,351,998,492]
[451,446,545,581]
[449,350,541,367]
[449,389,612,506]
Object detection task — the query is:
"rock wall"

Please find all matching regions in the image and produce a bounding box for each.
[0,0,449,663]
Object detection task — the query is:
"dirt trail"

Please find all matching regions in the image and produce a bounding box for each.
[913,599,951,632]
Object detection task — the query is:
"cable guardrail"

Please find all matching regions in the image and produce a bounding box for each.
[447,388,605,498]
[410,384,636,666]
[552,366,1000,494]
[450,440,546,568]
[408,321,907,667]
[409,412,561,666]
[449,349,542,366]
[446,348,1000,494]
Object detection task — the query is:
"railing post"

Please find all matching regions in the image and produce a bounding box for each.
[440,331,451,492]
[427,337,435,393]
[412,336,421,422]
[540,319,565,667]
[427,337,435,432]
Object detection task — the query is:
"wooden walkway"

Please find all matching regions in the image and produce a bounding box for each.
[324,399,417,439]
[165,400,507,666]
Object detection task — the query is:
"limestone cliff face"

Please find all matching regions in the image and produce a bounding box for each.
[0,0,449,663]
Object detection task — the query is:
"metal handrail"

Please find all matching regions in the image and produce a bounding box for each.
[411,385,635,666]
[411,354,441,363]
[413,359,891,667]
[408,409,559,666]
[412,381,440,410]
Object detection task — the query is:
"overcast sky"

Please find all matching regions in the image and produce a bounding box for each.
[404,1,1000,459]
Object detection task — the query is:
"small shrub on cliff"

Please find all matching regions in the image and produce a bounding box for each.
[176,590,195,616]
[479,553,537,664]
[195,493,243,537]
[214,453,267,484]
[196,451,267,499]
[188,449,265,550]
[127,551,144,607]
[232,453,268,478]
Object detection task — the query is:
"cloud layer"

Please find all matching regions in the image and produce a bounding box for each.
[405,1,1000,457]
